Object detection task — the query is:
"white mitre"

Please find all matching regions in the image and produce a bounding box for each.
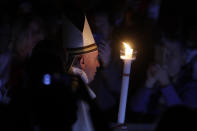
[62,14,97,55]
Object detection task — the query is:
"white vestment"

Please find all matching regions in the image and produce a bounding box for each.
[71,67,96,131]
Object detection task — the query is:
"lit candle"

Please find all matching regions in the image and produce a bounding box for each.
[118,42,135,124]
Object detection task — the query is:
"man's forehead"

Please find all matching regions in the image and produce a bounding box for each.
[82,49,98,57]
[87,50,98,55]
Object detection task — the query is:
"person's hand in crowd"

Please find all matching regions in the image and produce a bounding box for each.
[98,40,111,67]
[145,64,170,88]
[111,124,128,131]
[145,64,159,88]
[154,64,170,87]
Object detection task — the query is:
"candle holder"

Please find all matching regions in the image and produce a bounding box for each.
[112,123,128,131]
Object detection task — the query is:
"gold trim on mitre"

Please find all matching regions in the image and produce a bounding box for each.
[66,43,97,55]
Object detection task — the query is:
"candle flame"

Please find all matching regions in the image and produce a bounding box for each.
[120,42,133,60]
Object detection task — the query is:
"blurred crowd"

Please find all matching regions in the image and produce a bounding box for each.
[0,0,197,130]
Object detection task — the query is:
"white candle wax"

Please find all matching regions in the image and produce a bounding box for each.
[118,59,132,124]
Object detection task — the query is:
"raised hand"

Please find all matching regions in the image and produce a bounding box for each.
[154,64,170,87]
[98,39,111,67]
[145,64,158,88]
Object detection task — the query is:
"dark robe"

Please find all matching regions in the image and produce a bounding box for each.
[6,39,111,131]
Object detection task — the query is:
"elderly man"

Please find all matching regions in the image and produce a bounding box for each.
[62,12,111,131]
[62,15,100,82]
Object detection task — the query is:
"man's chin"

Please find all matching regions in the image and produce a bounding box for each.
[88,77,94,84]
[88,78,93,83]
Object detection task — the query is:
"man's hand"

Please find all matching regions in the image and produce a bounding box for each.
[98,40,111,67]
[145,64,170,88]
[154,64,170,87]
[145,64,158,88]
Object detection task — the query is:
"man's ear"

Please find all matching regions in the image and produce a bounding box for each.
[79,55,85,70]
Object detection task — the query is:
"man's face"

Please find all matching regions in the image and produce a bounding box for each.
[94,15,111,37]
[148,3,160,21]
[81,50,100,83]
[19,21,44,57]
[163,40,183,77]
[26,21,44,51]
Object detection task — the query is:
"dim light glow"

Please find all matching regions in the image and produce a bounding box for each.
[43,74,51,85]
[120,42,133,60]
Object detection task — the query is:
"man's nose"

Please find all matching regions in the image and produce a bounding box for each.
[97,59,100,68]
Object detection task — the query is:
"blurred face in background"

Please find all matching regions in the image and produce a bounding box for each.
[162,39,184,77]
[25,21,44,53]
[94,14,111,39]
[14,20,44,59]
[147,0,161,21]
